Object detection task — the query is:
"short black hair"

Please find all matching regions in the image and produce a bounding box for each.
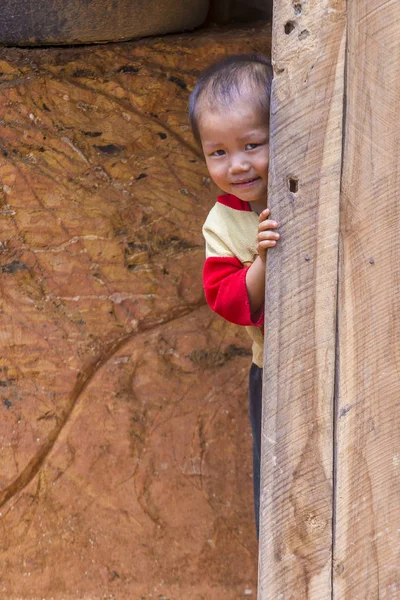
[189,54,272,145]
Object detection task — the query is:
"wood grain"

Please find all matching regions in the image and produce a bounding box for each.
[333,3,400,598]
[259,2,346,598]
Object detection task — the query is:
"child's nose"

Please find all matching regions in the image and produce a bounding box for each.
[229,156,250,174]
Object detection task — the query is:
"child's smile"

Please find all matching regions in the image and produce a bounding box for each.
[198,96,269,214]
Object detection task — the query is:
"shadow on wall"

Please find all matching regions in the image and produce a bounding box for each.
[208,0,273,24]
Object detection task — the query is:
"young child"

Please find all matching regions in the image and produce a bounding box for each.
[189,54,280,536]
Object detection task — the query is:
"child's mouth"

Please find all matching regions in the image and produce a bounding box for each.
[232,177,260,187]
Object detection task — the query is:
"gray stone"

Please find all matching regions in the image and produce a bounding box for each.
[0,0,209,46]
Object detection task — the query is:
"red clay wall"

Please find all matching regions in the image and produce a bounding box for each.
[0,25,270,599]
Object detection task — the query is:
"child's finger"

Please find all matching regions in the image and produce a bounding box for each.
[258,208,270,222]
[258,239,278,249]
[259,219,278,230]
[258,231,280,241]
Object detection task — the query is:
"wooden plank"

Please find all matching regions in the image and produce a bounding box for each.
[333,3,400,598]
[258,2,346,598]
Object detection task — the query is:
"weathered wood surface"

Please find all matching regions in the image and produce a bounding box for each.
[333,3,400,598]
[259,2,346,598]
[0,25,271,599]
[0,0,209,46]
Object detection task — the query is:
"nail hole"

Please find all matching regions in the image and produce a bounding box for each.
[289,177,298,193]
[335,562,345,576]
[293,3,302,15]
[284,21,296,35]
[298,29,310,40]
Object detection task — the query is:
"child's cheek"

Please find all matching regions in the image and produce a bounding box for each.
[206,161,220,181]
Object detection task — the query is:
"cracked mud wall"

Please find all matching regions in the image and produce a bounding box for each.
[0,24,270,599]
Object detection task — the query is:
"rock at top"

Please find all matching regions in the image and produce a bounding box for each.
[0,0,209,46]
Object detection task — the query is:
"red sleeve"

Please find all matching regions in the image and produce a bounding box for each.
[203,256,264,326]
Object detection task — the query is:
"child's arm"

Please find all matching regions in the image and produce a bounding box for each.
[202,206,279,327]
[245,208,279,319]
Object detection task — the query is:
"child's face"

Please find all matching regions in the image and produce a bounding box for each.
[198,96,269,213]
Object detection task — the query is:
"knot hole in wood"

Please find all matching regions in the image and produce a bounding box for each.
[293,3,302,16]
[288,177,299,193]
[284,21,296,35]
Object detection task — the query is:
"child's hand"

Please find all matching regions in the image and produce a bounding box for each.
[257,208,280,263]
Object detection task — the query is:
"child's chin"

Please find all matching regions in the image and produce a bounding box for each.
[232,184,267,202]
[237,192,265,204]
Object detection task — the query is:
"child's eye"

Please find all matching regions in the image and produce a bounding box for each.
[245,143,259,151]
[211,149,226,157]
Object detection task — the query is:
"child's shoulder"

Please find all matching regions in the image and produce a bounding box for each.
[202,194,259,261]
[214,194,252,213]
[204,194,252,224]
